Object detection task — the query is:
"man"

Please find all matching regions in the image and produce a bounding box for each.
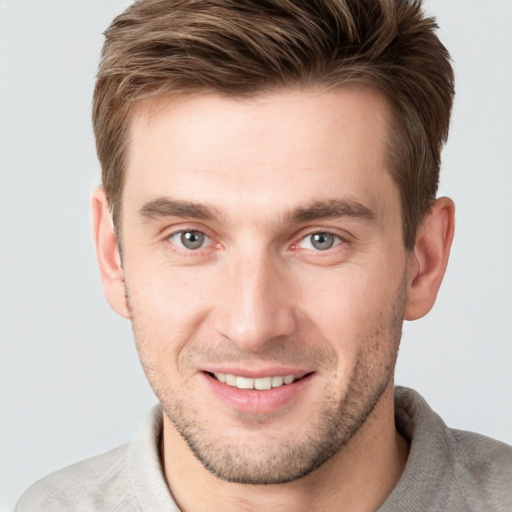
[15,0,512,510]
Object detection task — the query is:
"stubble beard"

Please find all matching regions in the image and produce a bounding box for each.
[128,278,406,485]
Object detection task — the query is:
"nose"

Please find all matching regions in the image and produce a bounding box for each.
[214,249,298,352]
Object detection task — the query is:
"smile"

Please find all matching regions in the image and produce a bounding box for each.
[212,373,304,390]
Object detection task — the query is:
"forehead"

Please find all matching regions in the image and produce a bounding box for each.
[124,87,397,222]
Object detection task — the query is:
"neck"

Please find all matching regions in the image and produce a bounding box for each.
[161,384,409,512]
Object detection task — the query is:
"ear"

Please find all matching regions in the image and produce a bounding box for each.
[404,197,455,320]
[91,186,130,319]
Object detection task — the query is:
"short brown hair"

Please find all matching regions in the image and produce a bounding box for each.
[93,0,454,250]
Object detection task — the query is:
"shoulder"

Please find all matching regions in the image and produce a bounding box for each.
[449,428,512,508]
[15,405,169,512]
[14,443,140,512]
[390,387,512,510]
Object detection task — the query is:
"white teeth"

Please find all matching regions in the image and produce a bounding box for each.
[271,376,284,387]
[225,373,237,386]
[254,377,272,390]
[236,376,254,389]
[213,372,301,390]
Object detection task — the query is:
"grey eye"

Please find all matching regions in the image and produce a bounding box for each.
[169,230,210,250]
[181,230,205,249]
[310,232,335,250]
[298,232,341,251]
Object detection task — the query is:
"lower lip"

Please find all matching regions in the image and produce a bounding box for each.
[203,372,314,414]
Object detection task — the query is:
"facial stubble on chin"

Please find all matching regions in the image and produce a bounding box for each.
[126,276,407,485]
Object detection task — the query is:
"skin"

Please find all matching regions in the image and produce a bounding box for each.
[92,87,455,511]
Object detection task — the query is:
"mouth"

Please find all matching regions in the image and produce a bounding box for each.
[203,370,315,414]
[208,372,309,390]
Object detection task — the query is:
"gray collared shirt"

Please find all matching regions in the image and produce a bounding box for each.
[15,387,512,511]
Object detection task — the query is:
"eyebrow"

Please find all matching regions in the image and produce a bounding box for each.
[288,199,377,224]
[139,198,221,221]
[139,196,376,225]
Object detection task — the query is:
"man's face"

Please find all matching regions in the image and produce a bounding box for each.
[120,88,410,484]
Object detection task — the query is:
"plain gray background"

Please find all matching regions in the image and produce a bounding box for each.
[1,1,511,510]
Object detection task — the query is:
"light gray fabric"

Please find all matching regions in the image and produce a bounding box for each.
[15,404,177,512]
[15,387,512,511]
[379,387,512,511]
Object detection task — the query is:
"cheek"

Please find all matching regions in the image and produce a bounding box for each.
[296,267,383,330]
[125,262,219,351]
[295,263,405,353]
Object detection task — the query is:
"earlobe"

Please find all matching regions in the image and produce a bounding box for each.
[91,186,130,319]
[404,197,455,321]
